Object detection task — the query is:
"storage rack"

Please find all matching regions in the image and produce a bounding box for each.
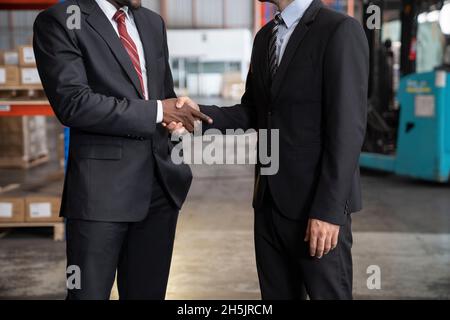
[0,0,64,241]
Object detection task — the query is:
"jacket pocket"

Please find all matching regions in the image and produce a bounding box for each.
[77,144,122,160]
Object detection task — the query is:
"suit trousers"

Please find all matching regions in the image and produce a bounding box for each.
[66,176,178,300]
[254,187,353,300]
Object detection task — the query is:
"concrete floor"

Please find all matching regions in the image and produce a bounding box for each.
[1,155,449,300]
[0,100,449,300]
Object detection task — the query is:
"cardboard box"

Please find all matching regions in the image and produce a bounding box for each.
[0,197,25,223]
[0,50,19,65]
[20,67,41,85]
[25,196,62,222]
[221,72,245,100]
[57,133,66,168]
[18,46,36,67]
[0,116,49,167]
[0,65,20,86]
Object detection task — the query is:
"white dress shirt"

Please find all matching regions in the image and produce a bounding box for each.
[95,0,163,123]
[276,0,314,65]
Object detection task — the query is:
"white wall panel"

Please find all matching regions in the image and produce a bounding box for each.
[141,0,161,13]
[164,0,253,29]
[195,0,224,27]
[167,29,252,62]
[167,0,193,27]
[0,11,39,49]
[225,0,252,28]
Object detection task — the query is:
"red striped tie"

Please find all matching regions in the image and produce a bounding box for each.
[113,9,146,98]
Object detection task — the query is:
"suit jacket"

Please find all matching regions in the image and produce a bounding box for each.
[33,0,192,222]
[200,0,369,225]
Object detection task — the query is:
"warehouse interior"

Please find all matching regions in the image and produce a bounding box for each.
[0,0,449,300]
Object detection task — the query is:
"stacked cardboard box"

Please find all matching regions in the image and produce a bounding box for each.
[0,50,19,65]
[0,49,20,88]
[57,132,66,168]
[0,116,49,168]
[25,176,63,223]
[0,177,63,223]
[0,195,25,223]
[18,46,40,86]
[0,46,40,88]
[221,72,245,100]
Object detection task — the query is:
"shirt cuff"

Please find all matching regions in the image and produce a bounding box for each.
[156,100,163,123]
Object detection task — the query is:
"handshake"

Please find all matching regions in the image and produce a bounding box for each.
[161,97,212,133]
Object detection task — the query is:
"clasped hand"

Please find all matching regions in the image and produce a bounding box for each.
[162,98,341,258]
[161,97,210,133]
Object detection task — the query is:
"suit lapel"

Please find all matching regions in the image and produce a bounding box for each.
[270,0,323,101]
[132,8,159,99]
[78,0,144,99]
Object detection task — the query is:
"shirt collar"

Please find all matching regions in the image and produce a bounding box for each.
[280,0,314,28]
[95,0,131,22]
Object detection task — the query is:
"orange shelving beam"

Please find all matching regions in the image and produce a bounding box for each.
[0,0,58,10]
[0,104,55,116]
[0,0,56,116]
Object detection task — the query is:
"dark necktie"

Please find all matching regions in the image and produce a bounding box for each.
[268,12,284,80]
[113,9,146,97]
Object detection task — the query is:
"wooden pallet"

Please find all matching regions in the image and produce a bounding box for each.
[0,153,49,169]
[0,171,65,241]
[0,222,64,241]
[0,85,45,100]
[0,167,64,195]
[0,183,20,193]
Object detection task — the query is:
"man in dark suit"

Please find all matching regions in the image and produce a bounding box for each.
[174,0,369,299]
[33,0,210,300]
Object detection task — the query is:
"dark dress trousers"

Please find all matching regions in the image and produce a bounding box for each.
[200,0,369,299]
[33,0,192,299]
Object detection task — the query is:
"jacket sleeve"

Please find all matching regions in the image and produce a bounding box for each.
[309,18,369,225]
[33,11,158,139]
[199,40,259,133]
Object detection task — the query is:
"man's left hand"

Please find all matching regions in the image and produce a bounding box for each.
[304,218,340,259]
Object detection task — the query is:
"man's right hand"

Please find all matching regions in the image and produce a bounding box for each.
[162,98,212,132]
